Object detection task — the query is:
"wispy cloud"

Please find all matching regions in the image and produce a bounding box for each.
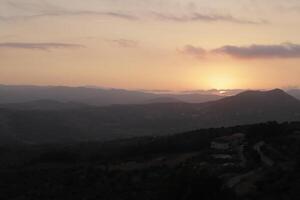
[181,43,300,59]
[107,39,139,48]
[152,12,268,24]
[1,1,138,21]
[0,42,85,50]
[0,11,138,21]
[0,1,267,25]
[214,43,300,59]
[179,45,207,58]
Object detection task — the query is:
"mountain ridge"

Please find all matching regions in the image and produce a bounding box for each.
[0,85,223,105]
[0,89,300,144]
[207,88,300,110]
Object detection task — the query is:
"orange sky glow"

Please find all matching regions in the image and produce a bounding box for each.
[1,0,300,90]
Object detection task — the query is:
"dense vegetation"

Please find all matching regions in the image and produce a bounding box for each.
[1,121,300,199]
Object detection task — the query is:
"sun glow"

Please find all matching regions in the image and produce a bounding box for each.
[219,90,227,94]
[207,74,236,90]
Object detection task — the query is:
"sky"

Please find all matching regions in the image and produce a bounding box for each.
[1,0,300,91]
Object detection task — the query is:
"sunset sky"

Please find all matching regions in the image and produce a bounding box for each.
[1,0,300,90]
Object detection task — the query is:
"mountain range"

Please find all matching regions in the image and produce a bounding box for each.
[0,88,300,144]
[0,85,223,106]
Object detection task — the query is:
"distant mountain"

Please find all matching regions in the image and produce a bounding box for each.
[0,100,90,110]
[209,89,300,112]
[0,85,223,106]
[287,89,300,100]
[166,93,224,103]
[0,89,299,144]
[200,89,300,126]
[144,97,183,104]
[0,85,157,106]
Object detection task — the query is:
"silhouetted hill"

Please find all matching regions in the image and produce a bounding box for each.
[166,93,224,103]
[288,89,300,100]
[220,89,299,105]
[1,122,300,199]
[143,97,183,104]
[0,85,223,106]
[0,85,158,106]
[0,100,90,110]
[198,89,300,127]
[207,89,300,112]
[0,89,300,144]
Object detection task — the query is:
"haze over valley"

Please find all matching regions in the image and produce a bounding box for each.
[0,86,300,144]
[1,0,300,199]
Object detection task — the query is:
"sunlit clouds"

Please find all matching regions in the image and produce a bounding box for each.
[180,43,300,59]
[1,0,300,90]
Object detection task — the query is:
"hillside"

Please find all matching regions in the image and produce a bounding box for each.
[0,89,300,144]
[0,122,300,199]
[0,85,223,105]
[0,100,90,110]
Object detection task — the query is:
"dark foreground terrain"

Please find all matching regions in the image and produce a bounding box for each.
[1,121,300,199]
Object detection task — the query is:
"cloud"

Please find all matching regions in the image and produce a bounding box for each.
[1,1,267,24]
[0,42,85,50]
[1,1,139,21]
[213,43,300,59]
[179,45,207,58]
[0,11,138,21]
[37,10,138,20]
[107,39,139,48]
[152,12,268,24]
[102,12,138,20]
[181,43,300,59]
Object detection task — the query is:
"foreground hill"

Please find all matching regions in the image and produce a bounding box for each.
[0,122,300,199]
[0,89,300,144]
